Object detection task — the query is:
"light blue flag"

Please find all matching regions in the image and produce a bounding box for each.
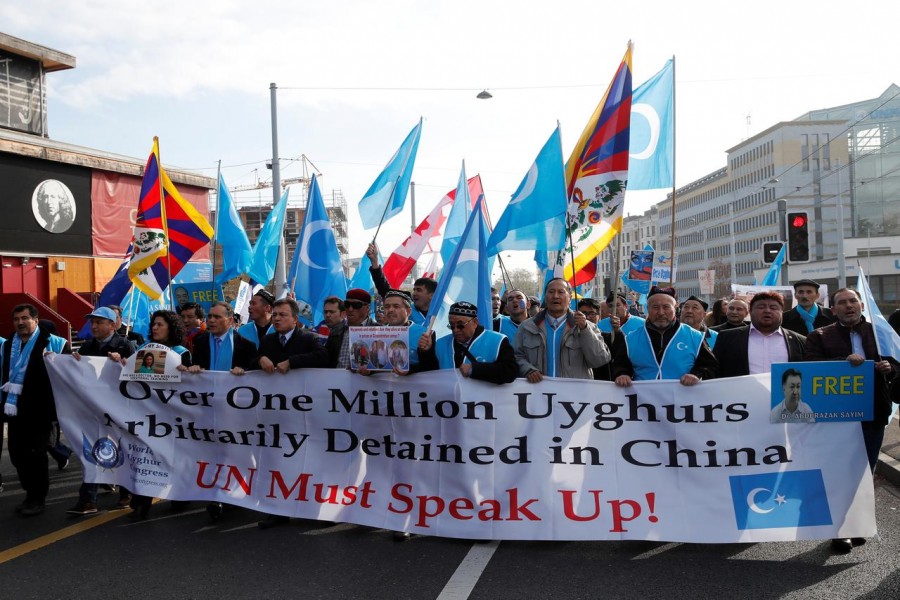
[761,244,786,286]
[439,163,472,269]
[858,267,900,361]
[629,59,674,190]
[348,249,384,293]
[487,127,567,255]
[534,249,555,297]
[246,189,289,285]
[427,197,491,339]
[358,118,423,230]
[215,174,253,284]
[290,175,348,326]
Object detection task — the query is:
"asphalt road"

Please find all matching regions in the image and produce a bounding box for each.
[2,442,900,599]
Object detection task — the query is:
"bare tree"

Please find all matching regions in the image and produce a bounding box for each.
[493,267,539,297]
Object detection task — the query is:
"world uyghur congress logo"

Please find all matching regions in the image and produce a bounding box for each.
[729,470,832,529]
[82,434,126,470]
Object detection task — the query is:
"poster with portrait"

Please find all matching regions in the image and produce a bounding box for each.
[628,250,654,281]
[32,179,76,234]
[120,343,184,382]
[349,326,410,372]
[770,361,873,423]
[651,251,677,283]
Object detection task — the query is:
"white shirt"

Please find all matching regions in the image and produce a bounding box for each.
[747,324,788,375]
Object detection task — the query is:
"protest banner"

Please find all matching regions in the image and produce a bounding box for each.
[47,357,875,542]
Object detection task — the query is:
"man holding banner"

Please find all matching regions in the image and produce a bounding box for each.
[417,301,517,385]
[803,287,897,553]
[612,287,717,386]
[514,278,610,382]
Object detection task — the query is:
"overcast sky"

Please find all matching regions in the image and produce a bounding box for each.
[5,1,899,272]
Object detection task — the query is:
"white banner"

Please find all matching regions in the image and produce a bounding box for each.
[47,356,875,542]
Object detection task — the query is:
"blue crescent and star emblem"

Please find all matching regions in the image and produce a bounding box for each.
[83,434,126,469]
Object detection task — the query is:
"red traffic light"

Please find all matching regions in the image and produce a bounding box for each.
[791,214,807,228]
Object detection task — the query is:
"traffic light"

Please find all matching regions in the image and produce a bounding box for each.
[786,211,810,263]
[762,242,784,264]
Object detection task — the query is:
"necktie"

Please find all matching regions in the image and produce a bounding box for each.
[280,334,287,348]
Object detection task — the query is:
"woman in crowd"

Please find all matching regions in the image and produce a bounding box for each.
[129,310,191,520]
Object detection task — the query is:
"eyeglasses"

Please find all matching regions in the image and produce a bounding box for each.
[345,301,367,309]
[447,317,475,330]
[581,311,598,318]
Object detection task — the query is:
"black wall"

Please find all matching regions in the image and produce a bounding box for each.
[0,152,92,255]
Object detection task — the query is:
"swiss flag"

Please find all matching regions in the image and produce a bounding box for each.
[382,176,483,287]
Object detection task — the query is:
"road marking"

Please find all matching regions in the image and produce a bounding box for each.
[436,541,500,600]
[193,525,218,533]
[303,522,358,536]
[0,511,128,565]
[631,542,681,560]
[221,523,260,533]
[124,507,206,525]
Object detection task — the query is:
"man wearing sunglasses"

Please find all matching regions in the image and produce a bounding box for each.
[327,288,379,368]
[417,301,517,384]
[514,278,610,383]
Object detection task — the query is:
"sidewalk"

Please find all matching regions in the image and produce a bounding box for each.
[878,415,900,485]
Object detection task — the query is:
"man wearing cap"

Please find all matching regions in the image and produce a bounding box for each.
[67,307,137,516]
[418,301,517,384]
[238,288,276,348]
[611,286,718,386]
[327,288,379,369]
[680,296,718,349]
[515,278,610,382]
[782,279,836,336]
[713,292,806,378]
[598,292,645,336]
[494,289,530,341]
[711,298,750,331]
[1,304,72,517]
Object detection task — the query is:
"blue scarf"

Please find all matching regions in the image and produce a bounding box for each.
[210,332,234,372]
[796,304,819,333]
[2,332,40,417]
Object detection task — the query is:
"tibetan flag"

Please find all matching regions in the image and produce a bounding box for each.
[427,197,492,338]
[358,118,423,230]
[629,59,674,190]
[215,173,253,284]
[557,43,633,285]
[487,127,567,255]
[128,138,215,300]
[382,175,483,288]
[858,267,900,361]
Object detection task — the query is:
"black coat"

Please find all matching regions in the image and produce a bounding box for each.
[781,305,836,336]
[1,328,72,423]
[191,331,258,371]
[78,332,136,358]
[712,325,806,378]
[258,327,329,369]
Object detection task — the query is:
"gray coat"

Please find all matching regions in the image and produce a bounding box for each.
[514,310,611,380]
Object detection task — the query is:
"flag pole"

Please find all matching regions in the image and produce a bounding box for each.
[667,55,677,285]
[211,160,222,301]
[497,254,512,291]
[155,136,176,309]
[125,283,138,337]
[371,175,402,245]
